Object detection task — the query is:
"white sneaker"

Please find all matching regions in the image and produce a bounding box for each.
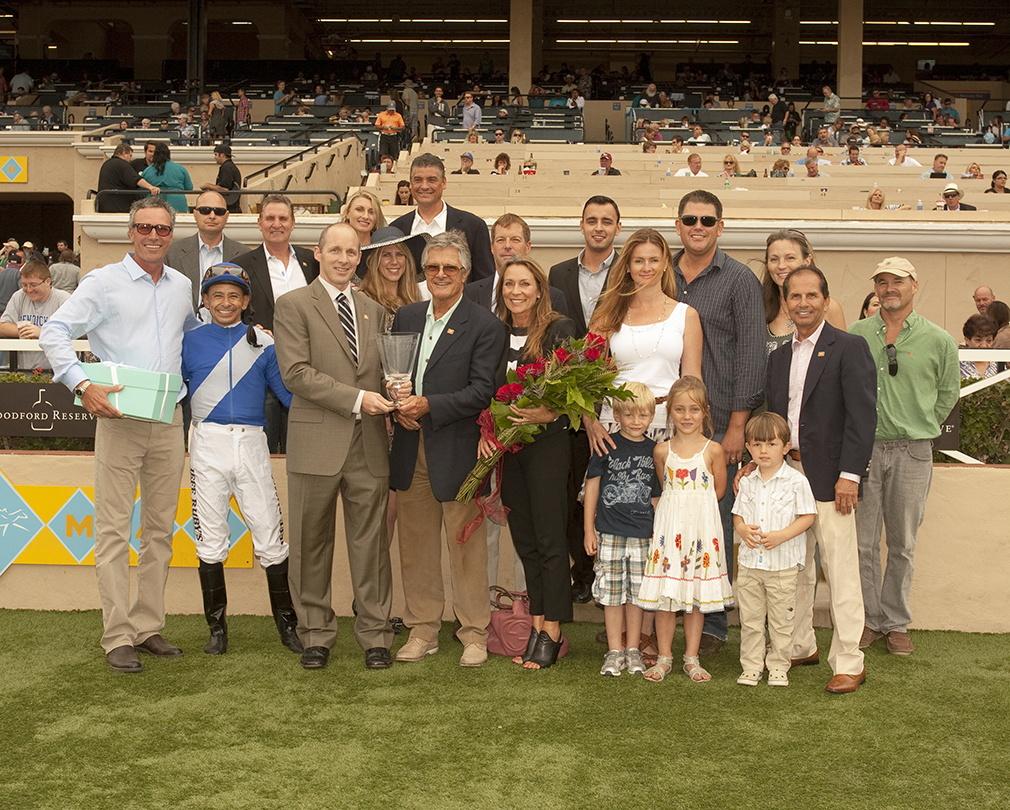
[625,648,646,675]
[600,649,626,676]
[737,670,763,686]
[767,669,789,686]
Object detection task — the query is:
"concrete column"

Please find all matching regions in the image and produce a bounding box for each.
[837,0,864,104]
[509,0,533,99]
[772,0,801,82]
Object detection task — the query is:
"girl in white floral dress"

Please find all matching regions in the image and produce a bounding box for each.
[638,376,733,682]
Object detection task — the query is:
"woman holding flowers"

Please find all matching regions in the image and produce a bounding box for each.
[478,256,577,670]
[586,228,703,451]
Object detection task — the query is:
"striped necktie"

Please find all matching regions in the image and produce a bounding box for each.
[337,292,357,364]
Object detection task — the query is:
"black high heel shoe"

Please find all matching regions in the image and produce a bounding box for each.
[527,629,564,670]
[514,627,538,664]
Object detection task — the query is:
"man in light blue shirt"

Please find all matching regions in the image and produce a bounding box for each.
[40,196,201,674]
[461,91,482,129]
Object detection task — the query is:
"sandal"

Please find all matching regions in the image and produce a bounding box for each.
[643,655,674,682]
[683,655,712,682]
[526,630,563,670]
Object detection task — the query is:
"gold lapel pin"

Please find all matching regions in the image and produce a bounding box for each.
[817,351,825,356]
[447,328,455,335]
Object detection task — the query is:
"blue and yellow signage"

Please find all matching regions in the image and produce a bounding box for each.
[0,470,252,576]
[1,156,27,183]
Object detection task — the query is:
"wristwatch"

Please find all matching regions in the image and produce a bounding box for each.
[73,380,92,399]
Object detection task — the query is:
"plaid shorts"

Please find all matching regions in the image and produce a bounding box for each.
[592,532,651,607]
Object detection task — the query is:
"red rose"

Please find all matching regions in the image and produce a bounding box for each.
[495,385,512,402]
[586,332,606,350]
[508,383,524,399]
[584,347,601,361]
[554,347,571,364]
[516,363,538,382]
[535,357,547,374]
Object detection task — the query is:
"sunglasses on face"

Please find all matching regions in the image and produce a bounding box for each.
[133,223,173,236]
[943,193,959,199]
[885,343,898,376]
[195,206,227,216]
[680,215,720,227]
[423,263,461,276]
[203,263,250,284]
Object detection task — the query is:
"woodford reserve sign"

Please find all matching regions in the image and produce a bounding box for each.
[0,384,96,437]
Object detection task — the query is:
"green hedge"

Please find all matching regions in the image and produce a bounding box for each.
[939,379,1010,464]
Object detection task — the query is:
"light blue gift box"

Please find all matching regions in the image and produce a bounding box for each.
[76,363,182,424]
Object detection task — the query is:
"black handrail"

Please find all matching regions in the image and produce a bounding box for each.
[243,132,364,186]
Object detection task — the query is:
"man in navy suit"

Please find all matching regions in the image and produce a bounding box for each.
[766,265,876,694]
[389,231,507,668]
[390,153,495,281]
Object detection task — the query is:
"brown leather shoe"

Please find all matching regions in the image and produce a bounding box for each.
[135,634,184,657]
[106,645,143,673]
[859,626,884,649]
[885,631,914,656]
[697,633,724,657]
[826,667,867,694]
[790,651,820,667]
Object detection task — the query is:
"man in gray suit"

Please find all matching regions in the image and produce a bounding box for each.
[165,191,248,310]
[273,223,397,671]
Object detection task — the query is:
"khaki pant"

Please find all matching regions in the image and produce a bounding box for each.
[788,458,866,676]
[93,407,184,652]
[397,434,490,646]
[736,564,799,673]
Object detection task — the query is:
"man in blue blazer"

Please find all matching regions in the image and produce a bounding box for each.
[390,152,495,281]
[766,265,876,694]
[389,231,507,668]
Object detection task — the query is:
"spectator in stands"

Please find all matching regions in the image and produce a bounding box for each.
[200,144,242,213]
[761,131,775,147]
[491,153,511,175]
[985,170,1008,193]
[389,152,495,282]
[567,89,585,110]
[312,84,328,105]
[989,301,1010,349]
[972,286,995,316]
[840,145,867,166]
[510,129,525,144]
[0,261,72,370]
[492,127,506,144]
[782,102,800,142]
[687,125,711,145]
[48,250,79,293]
[295,105,312,117]
[811,125,833,149]
[674,153,708,177]
[378,155,395,174]
[888,144,922,167]
[867,90,890,113]
[452,152,480,175]
[339,190,386,278]
[791,135,803,148]
[376,101,405,161]
[962,163,983,180]
[129,141,156,174]
[768,93,786,126]
[866,189,910,211]
[670,135,685,153]
[796,146,829,166]
[643,141,657,154]
[821,85,841,124]
[938,99,959,125]
[770,159,790,177]
[96,142,161,213]
[937,183,975,211]
[235,88,251,128]
[591,153,619,176]
[960,315,997,380]
[273,80,296,115]
[396,181,413,206]
[426,87,449,138]
[806,159,829,179]
[461,91,482,128]
[141,143,194,214]
[718,155,741,177]
[921,92,939,116]
[465,128,480,144]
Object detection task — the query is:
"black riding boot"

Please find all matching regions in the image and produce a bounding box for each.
[198,561,228,654]
[265,559,303,653]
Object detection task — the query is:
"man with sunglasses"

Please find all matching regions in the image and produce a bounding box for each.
[165,191,249,310]
[181,264,301,658]
[41,197,202,673]
[672,190,765,656]
[849,258,958,657]
[763,265,876,693]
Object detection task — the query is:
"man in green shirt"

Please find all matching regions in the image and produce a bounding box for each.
[849,258,959,657]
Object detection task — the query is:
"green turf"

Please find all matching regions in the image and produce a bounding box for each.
[1,609,1007,810]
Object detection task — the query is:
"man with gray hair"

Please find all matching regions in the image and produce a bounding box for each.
[388,230,507,667]
[41,196,201,673]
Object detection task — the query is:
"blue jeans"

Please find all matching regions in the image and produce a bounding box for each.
[856,439,933,634]
[701,430,736,642]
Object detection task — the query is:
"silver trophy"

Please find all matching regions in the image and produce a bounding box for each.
[376,332,420,406]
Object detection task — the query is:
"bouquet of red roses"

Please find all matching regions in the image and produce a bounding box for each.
[456,332,631,506]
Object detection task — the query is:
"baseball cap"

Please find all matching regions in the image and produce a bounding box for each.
[600,152,612,161]
[387,101,396,110]
[872,257,917,281]
[461,152,474,160]
[213,143,232,158]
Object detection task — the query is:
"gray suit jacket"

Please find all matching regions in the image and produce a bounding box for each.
[165,233,250,309]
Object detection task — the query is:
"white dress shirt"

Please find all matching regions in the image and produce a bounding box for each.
[265,244,308,301]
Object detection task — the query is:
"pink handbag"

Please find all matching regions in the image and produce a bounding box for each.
[486,587,569,658]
